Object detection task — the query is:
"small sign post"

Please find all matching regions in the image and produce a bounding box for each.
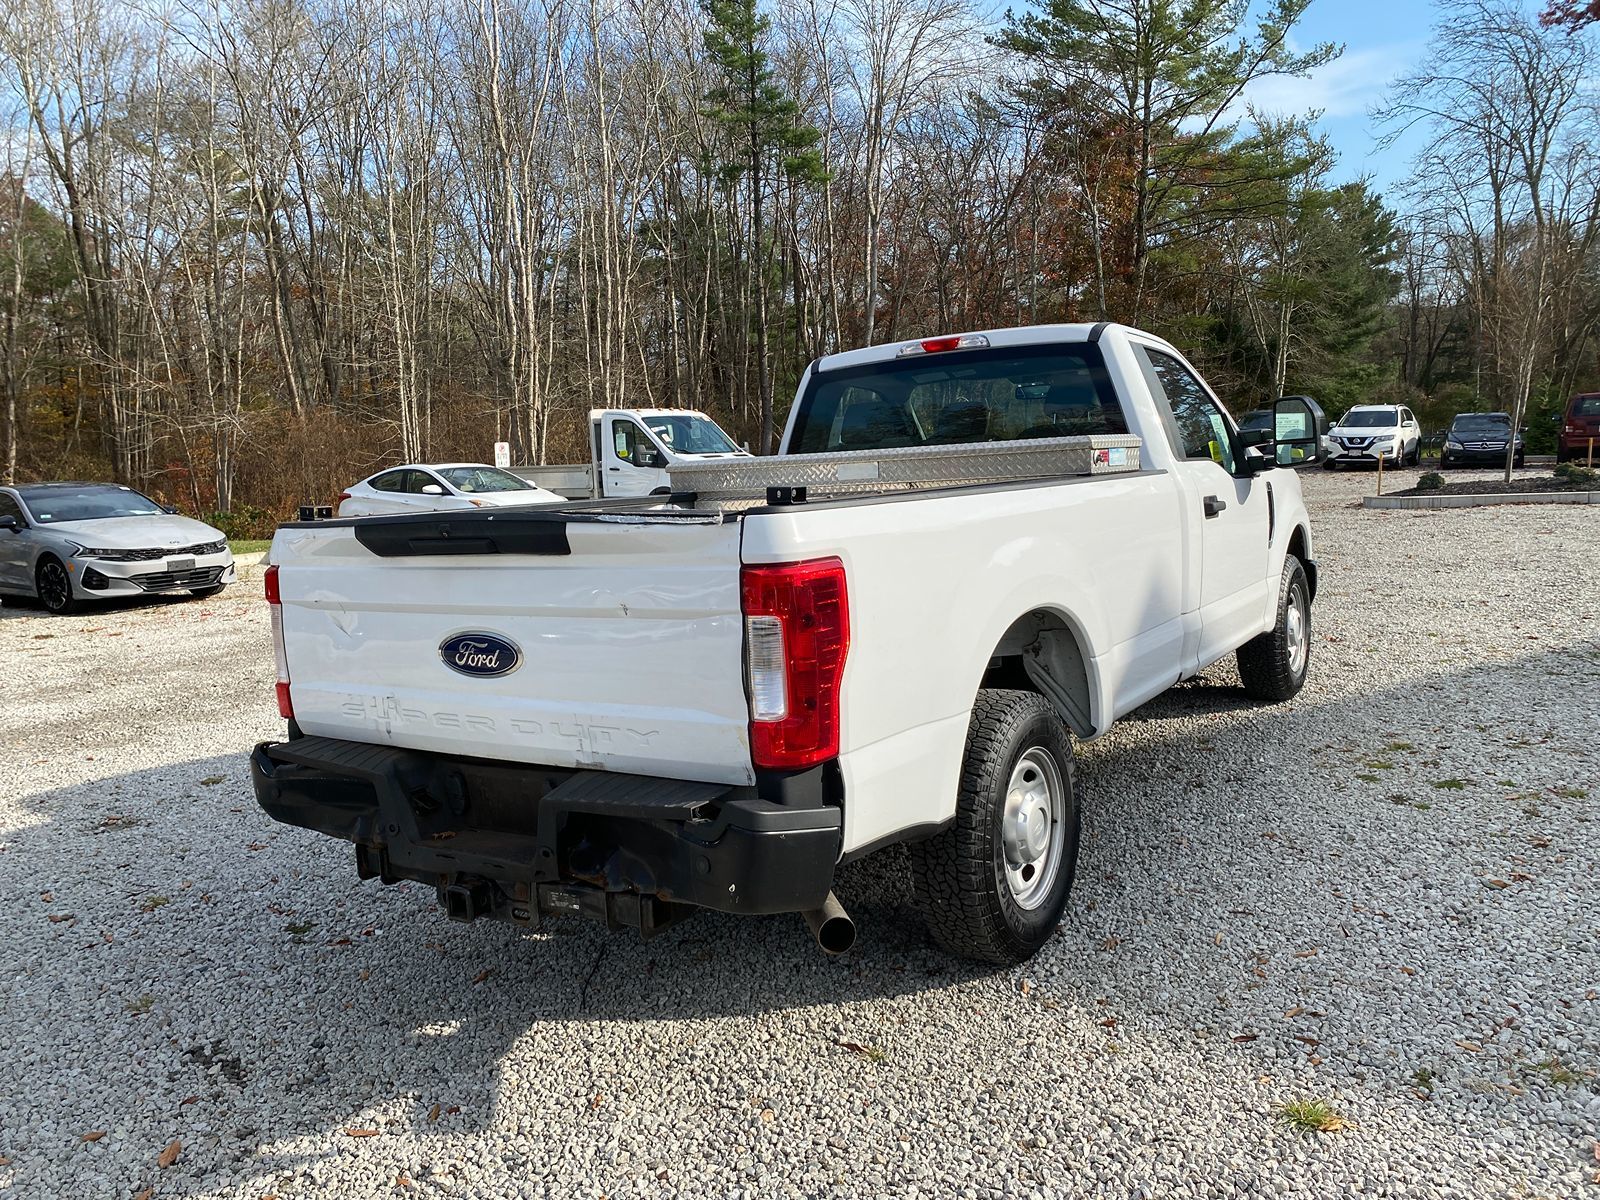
[494,441,511,469]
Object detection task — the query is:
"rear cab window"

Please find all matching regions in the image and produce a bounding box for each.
[787,342,1128,455]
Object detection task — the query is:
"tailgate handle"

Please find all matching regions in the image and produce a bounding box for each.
[1203,495,1227,519]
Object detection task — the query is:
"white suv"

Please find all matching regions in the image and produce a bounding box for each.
[1325,405,1421,468]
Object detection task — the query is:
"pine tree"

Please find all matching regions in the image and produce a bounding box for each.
[702,0,827,452]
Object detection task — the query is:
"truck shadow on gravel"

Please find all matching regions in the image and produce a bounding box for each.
[3,640,1597,1196]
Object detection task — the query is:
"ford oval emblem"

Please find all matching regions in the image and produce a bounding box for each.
[439,631,522,678]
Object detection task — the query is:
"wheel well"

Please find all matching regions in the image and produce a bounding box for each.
[981,609,1094,738]
[1287,526,1307,564]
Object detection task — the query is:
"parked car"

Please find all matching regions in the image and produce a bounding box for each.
[1440,412,1524,468]
[512,408,751,499]
[253,323,1322,966]
[1558,393,1600,463]
[338,464,564,518]
[1324,404,1421,468]
[0,482,235,615]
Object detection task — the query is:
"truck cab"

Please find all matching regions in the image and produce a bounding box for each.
[520,409,749,498]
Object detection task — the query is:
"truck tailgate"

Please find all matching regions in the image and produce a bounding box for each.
[271,512,753,785]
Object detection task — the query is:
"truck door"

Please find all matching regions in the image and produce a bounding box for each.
[598,414,670,497]
[1136,347,1273,669]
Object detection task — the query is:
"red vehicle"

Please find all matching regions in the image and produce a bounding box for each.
[1559,393,1600,463]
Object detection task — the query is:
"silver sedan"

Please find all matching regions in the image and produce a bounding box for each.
[0,482,236,615]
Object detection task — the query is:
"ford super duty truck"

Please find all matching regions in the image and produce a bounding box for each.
[251,324,1321,964]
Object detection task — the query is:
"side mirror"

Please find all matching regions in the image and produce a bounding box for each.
[638,449,666,470]
[0,515,18,531]
[420,484,445,496]
[1238,427,1273,449]
[162,504,178,514]
[1269,396,1327,467]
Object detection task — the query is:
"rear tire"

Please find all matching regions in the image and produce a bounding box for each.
[909,689,1080,965]
[1237,556,1311,702]
[36,555,79,615]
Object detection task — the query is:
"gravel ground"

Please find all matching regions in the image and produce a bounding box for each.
[1,467,1598,1200]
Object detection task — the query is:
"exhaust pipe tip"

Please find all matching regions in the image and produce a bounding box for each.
[802,891,856,955]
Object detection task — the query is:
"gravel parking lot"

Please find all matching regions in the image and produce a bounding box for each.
[2,467,1597,1200]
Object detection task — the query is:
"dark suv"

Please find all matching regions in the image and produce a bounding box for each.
[1558,394,1600,464]
[1441,412,1524,468]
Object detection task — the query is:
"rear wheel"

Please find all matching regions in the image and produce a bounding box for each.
[1237,556,1311,702]
[909,689,1080,965]
[36,555,79,615]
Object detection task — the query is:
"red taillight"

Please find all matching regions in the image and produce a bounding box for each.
[265,565,293,719]
[896,333,991,357]
[337,491,351,502]
[741,558,849,771]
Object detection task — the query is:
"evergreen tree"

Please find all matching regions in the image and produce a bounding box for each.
[702,0,827,452]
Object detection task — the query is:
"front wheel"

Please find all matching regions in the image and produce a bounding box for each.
[909,689,1080,965]
[1236,556,1311,702]
[36,555,80,615]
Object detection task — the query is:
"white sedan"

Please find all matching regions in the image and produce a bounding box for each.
[337,464,565,517]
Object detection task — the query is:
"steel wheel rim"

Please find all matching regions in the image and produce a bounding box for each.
[39,561,70,610]
[1001,747,1066,910]
[1286,584,1308,676]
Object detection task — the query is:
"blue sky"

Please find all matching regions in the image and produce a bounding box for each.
[1242,0,1440,202]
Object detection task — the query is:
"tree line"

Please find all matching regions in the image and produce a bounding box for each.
[0,0,1595,521]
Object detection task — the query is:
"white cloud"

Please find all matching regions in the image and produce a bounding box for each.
[1242,41,1423,120]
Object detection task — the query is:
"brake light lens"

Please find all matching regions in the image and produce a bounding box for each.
[337,491,351,502]
[896,333,991,357]
[265,565,293,719]
[741,558,849,770]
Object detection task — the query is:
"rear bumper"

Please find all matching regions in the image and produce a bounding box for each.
[250,736,842,933]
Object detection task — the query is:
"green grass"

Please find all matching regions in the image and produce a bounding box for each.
[1410,1066,1436,1094]
[228,539,271,555]
[1431,779,1467,791]
[1552,785,1589,799]
[1276,1098,1347,1133]
[1527,1057,1582,1086]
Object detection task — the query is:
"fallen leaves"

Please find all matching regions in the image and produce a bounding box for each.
[47,913,75,924]
[589,1094,604,1111]
[343,1128,379,1138]
[426,1103,441,1123]
[1456,1040,1484,1053]
[471,969,491,985]
[157,1139,182,1168]
[80,1131,106,1143]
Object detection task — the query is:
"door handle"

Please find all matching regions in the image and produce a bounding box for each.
[1203,495,1227,518]
[607,466,620,471]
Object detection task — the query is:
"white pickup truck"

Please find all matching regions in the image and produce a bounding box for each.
[512,408,750,498]
[252,324,1321,964]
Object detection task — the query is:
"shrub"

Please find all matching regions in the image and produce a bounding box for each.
[205,505,278,541]
[1416,472,1445,491]
[1554,462,1599,487]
